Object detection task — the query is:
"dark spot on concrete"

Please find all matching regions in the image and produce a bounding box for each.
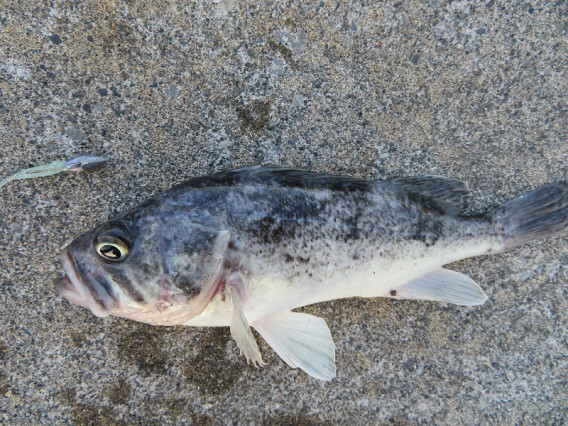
[106,377,131,406]
[49,34,63,45]
[67,329,85,348]
[284,253,295,262]
[93,11,140,55]
[117,326,167,376]
[65,127,87,142]
[267,413,331,425]
[98,88,108,97]
[411,53,420,64]
[236,100,271,132]
[390,290,397,296]
[0,371,10,397]
[162,398,213,423]
[297,256,310,264]
[182,328,243,395]
[387,416,409,425]
[58,387,120,425]
[163,398,193,419]
[476,28,486,35]
[57,387,77,405]
[268,41,298,70]
[402,357,418,372]
[72,403,120,426]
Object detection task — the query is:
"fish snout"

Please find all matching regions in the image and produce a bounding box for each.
[56,247,118,317]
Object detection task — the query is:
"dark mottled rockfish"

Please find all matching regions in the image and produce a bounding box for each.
[55,167,568,380]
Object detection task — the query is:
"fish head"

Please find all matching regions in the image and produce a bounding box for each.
[55,207,230,325]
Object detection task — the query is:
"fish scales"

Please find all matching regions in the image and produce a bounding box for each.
[54,167,568,380]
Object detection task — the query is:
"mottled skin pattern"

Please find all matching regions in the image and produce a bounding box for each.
[56,168,502,327]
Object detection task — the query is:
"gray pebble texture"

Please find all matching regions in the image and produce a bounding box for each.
[0,0,567,424]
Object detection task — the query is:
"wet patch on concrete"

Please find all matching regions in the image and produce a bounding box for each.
[269,41,298,70]
[267,413,332,425]
[116,326,168,377]
[66,329,86,349]
[0,372,10,397]
[236,100,271,132]
[71,404,121,426]
[182,328,243,395]
[163,398,214,424]
[0,341,6,360]
[0,342,9,396]
[58,387,121,425]
[105,377,131,406]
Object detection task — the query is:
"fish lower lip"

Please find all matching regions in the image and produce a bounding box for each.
[54,276,89,308]
[57,248,112,317]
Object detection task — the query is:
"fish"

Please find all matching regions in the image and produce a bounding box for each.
[54,167,568,380]
[0,154,107,189]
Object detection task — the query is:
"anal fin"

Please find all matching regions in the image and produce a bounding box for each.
[253,312,336,381]
[394,268,487,306]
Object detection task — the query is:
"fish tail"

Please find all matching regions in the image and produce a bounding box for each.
[492,182,568,252]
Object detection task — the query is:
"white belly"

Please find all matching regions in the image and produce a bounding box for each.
[186,236,499,327]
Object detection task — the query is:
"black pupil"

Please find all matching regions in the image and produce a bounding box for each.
[100,244,121,259]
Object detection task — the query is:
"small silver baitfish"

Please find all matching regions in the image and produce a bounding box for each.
[0,155,107,188]
[55,167,568,380]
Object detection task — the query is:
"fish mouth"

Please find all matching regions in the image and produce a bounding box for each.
[54,248,117,317]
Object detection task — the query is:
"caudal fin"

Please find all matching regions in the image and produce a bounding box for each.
[493,182,568,252]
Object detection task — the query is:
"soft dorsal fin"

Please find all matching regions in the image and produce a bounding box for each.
[392,175,471,215]
[253,311,336,381]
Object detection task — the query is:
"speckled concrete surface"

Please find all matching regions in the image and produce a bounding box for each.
[1,0,567,424]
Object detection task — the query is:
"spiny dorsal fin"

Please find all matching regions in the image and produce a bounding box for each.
[392,175,471,215]
[183,167,471,214]
[183,166,373,193]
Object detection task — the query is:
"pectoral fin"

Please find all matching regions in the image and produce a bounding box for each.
[394,268,487,306]
[253,312,336,381]
[228,286,265,367]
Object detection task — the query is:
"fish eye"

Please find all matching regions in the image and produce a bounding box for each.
[93,227,131,262]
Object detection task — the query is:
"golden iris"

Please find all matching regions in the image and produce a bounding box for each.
[94,228,131,261]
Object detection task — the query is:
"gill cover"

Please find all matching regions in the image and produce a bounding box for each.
[156,222,231,320]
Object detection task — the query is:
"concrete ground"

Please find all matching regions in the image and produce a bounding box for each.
[1,0,567,424]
